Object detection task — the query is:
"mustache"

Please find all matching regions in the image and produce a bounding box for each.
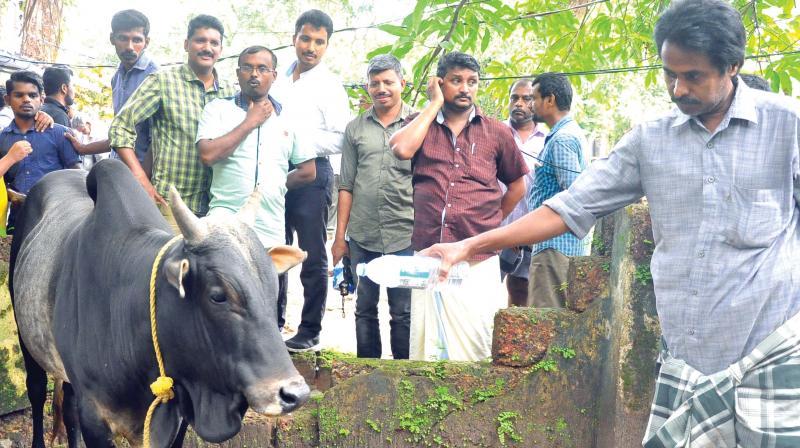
[672,96,701,106]
[511,108,529,114]
[455,94,472,100]
[196,51,214,58]
[120,50,137,59]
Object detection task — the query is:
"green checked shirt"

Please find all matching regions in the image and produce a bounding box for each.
[109,64,234,215]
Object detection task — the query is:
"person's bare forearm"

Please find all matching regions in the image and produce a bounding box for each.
[117,147,147,178]
[335,190,353,241]
[286,159,316,190]
[500,177,525,218]
[78,139,111,155]
[390,101,441,160]
[464,206,570,258]
[198,123,256,166]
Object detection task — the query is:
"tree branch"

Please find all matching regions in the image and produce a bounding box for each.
[410,0,469,105]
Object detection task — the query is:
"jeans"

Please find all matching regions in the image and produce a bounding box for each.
[348,240,412,359]
[277,157,333,337]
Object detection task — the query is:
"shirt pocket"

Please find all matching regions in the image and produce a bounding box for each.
[723,186,789,249]
[466,151,496,187]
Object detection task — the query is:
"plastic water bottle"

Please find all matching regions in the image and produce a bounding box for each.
[355,255,470,289]
[331,257,355,294]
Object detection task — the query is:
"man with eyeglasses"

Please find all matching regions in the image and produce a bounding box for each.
[110,14,234,227]
[196,46,316,255]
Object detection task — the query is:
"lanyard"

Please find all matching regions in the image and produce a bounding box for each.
[235,93,261,191]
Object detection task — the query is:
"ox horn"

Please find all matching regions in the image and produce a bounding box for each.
[168,185,208,244]
[236,190,262,227]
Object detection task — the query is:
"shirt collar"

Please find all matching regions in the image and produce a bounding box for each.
[368,102,414,125]
[671,77,758,128]
[547,115,573,136]
[179,63,221,91]
[44,97,68,113]
[233,91,283,116]
[435,106,480,124]
[283,60,328,81]
[505,119,546,140]
[118,52,153,73]
[1,119,32,135]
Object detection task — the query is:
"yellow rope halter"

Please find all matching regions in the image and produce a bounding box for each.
[143,235,183,448]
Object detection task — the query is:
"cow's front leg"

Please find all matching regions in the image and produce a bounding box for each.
[17,337,47,448]
[77,398,115,448]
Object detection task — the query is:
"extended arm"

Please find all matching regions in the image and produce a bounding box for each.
[390,77,443,160]
[500,175,525,218]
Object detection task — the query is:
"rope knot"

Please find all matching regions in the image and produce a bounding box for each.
[150,376,175,402]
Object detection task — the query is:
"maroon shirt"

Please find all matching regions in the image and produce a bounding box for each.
[407,107,528,260]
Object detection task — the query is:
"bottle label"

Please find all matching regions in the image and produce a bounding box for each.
[398,266,432,289]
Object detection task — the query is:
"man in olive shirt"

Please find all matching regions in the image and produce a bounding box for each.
[331,55,414,359]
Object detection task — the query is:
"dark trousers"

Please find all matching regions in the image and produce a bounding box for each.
[277,157,333,336]
[348,240,412,359]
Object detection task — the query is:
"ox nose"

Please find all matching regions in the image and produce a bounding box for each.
[279,378,310,413]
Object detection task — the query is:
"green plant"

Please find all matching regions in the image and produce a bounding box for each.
[634,264,653,286]
[532,359,558,372]
[365,418,381,433]
[550,346,576,359]
[496,411,523,446]
[557,281,569,292]
[471,378,507,403]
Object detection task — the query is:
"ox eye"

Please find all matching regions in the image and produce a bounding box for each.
[209,287,227,304]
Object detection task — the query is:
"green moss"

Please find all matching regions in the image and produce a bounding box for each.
[496,411,523,446]
[634,264,653,285]
[393,380,464,445]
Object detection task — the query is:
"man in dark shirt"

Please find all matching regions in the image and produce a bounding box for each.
[390,52,527,361]
[40,66,74,127]
[0,71,81,230]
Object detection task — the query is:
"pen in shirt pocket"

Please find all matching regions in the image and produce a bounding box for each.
[471,142,475,155]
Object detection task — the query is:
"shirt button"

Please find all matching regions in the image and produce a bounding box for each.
[698,251,705,258]
[688,328,695,335]
[456,148,461,152]
[706,176,716,184]
[450,182,455,187]
[447,203,452,207]
[706,142,714,149]
[444,223,449,228]
[454,163,459,168]
[691,290,698,296]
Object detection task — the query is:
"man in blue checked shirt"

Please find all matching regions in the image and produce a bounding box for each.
[527,72,589,308]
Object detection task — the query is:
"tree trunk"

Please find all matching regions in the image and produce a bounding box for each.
[20,0,64,62]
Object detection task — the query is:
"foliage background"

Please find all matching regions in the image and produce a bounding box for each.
[4,0,799,151]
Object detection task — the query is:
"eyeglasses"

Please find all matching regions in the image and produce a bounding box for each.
[238,65,276,75]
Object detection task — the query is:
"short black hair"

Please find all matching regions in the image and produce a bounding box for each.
[740,74,770,92]
[532,72,572,111]
[509,78,534,95]
[111,9,150,36]
[294,9,334,40]
[367,54,403,80]
[436,52,480,78]
[238,46,277,70]
[187,14,225,43]
[654,0,745,75]
[42,65,73,96]
[0,87,5,108]
[6,71,44,95]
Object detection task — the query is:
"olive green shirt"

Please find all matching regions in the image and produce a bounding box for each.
[109,64,234,215]
[339,103,415,253]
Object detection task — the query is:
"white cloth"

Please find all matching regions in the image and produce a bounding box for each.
[196,96,316,248]
[0,107,13,130]
[270,61,350,173]
[409,255,506,362]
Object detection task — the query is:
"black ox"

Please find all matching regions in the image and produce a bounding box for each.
[10,159,310,447]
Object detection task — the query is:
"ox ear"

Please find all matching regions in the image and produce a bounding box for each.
[164,257,191,299]
[268,246,306,274]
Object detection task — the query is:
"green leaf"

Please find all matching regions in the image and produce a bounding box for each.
[377,24,408,37]
[480,29,492,52]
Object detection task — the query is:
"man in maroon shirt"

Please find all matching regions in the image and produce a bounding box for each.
[391,52,527,361]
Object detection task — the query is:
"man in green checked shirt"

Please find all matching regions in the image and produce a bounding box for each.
[109,14,234,221]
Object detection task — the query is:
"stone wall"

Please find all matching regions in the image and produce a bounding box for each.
[0,204,660,447]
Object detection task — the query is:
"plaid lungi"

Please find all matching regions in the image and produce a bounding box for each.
[643,311,800,447]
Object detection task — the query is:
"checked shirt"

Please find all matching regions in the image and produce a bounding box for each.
[109,64,233,215]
